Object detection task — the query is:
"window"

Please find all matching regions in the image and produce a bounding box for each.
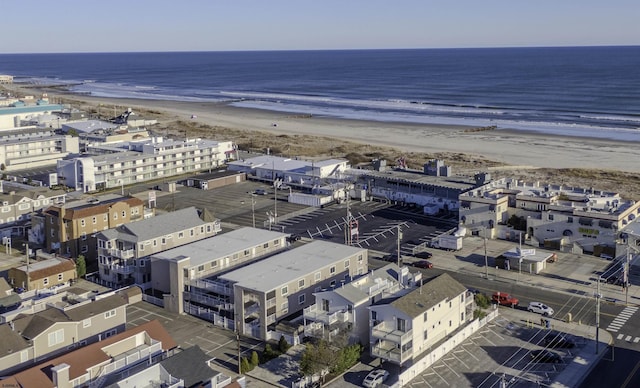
[48,329,64,347]
[330,280,336,287]
[298,279,305,288]
[104,214,108,221]
[568,217,573,223]
[190,229,194,237]
[210,260,218,268]
[371,311,377,321]
[81,245,88,253]
[298,294,305,304]
[153,239,157,247]
[274,239,280,246]
[423,312,428,322]
[43,277,49,286]
[139,260,146,267]
[314,272,321,282]
[58,274,63,281]
[207,225,212,233]
[281,302,288,314]
[344,260,350,268]
[83,318,91,328]
[81,233,87,241]
[161,238,166,245]
[263,243,269,248]
[178,232,184,239]
[92,216,97,224]
[122,211,126,218]
[81,219,86,227]
[330,266,336,274]
[549,214,554,221]
[104,309,117,319]
[200,226,204,233]
[424,330,428,340]
[449,320,452,327]
[461,312,465,321]
[139,243,144,251]
[198,265,205,272]
[281,286,288,296]
[114,213,118,220]
[358,254,363,263]
[183,268,189,278]
[244,249,250,256]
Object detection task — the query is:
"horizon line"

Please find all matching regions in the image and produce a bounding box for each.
[1,44,639,55]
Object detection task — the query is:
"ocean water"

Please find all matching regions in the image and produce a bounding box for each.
[1,47,640,141]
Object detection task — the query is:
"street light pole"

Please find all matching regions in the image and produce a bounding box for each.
[251,195,256,228]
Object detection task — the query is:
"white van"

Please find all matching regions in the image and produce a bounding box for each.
[528,301,554,316]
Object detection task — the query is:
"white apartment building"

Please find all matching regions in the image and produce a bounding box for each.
[459,178,640,257]
[0,182,67,231]
[96,207,221,289]
[57,137,235,192]
[369,273,471,366]
[213,240,368,341]
[149,228,290,317]
[0,102,63,129]
[0,129,79,171]
[303,263,422,344]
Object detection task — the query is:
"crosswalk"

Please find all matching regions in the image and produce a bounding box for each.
[616,333,640,344]
[606,306,638,332]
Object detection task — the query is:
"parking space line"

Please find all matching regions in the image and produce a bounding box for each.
[450,352,470,369]
[460,346,480,361]
[442,361,461,377]
[129,305,174,321]
[196,335,222,346]
[431,367,449,386]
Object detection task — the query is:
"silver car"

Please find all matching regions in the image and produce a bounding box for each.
[362,369,390,387]
[528,301,554,316]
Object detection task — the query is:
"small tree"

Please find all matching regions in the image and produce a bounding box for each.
[475,293,491,309]
[76,255,87,278]
[240,357,251,374]
[278,335,290,354]
[250,350,260,368]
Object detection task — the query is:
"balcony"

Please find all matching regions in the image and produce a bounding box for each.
[303,305,352,325]
[110,263,134,275]
[184,291,233,310]
[101,248,135,259]
[188,278,233,296]
[371,320,413,346]
[371,340,412,364]
[303,321,340,339]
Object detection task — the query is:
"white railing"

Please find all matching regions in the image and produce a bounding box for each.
[188,278,233,295]
[142,294,164,307]
[371,321,413,345]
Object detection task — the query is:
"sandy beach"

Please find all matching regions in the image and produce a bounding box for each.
[67,95,640,174]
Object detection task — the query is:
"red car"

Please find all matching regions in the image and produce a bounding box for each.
[413,260,433,269]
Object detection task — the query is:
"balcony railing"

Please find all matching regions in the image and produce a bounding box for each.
[188,278,233,296]
[371,340,412,364]
[100,248,135,259]
[110,263,134,275]
[184,291,232,310]
[371,320,413,345]
[303,305,352,325]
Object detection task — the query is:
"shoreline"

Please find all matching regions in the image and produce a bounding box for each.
[58,93,640,173]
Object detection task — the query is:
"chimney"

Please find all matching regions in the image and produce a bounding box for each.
[51,363,71,388]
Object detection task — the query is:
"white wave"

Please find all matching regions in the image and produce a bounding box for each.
[579,114,640,123]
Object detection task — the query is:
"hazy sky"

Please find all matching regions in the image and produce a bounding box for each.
[3,1,638,53]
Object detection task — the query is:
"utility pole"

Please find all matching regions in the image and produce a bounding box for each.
[596,276,601,354]
[251,195,256,229]
[625,245,631,305]
[483,227,489,279]
[397,225,403,267]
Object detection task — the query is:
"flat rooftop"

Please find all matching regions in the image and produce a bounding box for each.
[360,168,477,191]
[220,240,367,292]
[151,227,289,266]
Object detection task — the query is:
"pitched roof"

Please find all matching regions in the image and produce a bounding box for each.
[0,324,31,357]
[389,273,467,319]
[160,346,218,388]
[13,308,70,339]
[8,320,177,388]
[14,258,76,280]
[99,207,206,242]
[64,292,129,321]
[61,197,144,219]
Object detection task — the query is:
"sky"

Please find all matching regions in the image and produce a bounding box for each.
[2,0,639,53]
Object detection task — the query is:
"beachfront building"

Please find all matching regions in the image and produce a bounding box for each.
[0,286,139,375]
[369,273,471,366]
[0,100,63,129]
[217,240,367,341]
[0,75,13,84]
[303,263,422,344]
[57,137,235,192]
[149,227,290,316]
[1,320,177,388]
[7,257,76,292]
[228,154,349,187]
[0,128,79,171]
[345,159,485,215]
[0,182,67,233]
[42,194,146,265]
[96,207,221,289]
[459,178,640,257]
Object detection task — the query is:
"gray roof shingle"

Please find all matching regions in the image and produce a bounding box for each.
[390,273,467,319]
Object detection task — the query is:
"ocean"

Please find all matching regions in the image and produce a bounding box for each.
[1,46,640,141]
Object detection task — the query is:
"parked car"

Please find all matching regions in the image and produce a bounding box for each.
[413,251,433,259]
[543,333,576,348]
[381,254,398,262]
[278,184,291,191]
[254,188,268,195]
[530,349,562,363]
[527,301,554,317]
[362,369,390,388]
[492,292,519,307]
[412,260,433,269]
